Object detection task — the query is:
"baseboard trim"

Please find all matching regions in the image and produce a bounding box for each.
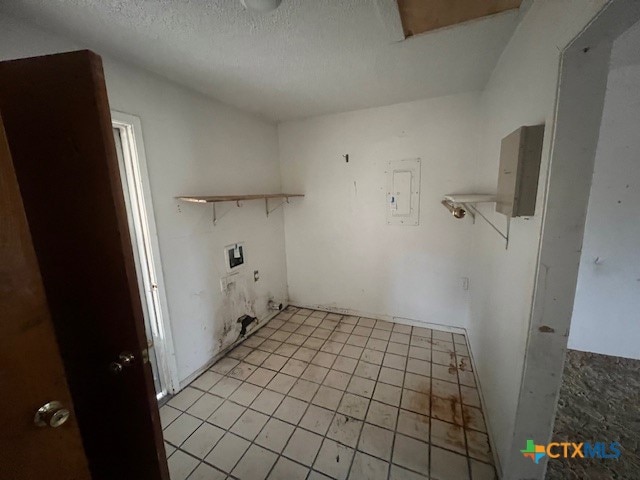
[291,303,467,335]
[465,332,502,477]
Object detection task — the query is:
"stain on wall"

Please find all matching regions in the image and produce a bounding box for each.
[215,273,258,349]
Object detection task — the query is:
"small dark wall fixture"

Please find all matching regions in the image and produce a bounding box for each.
[227,244,244,269]
[237,315,257,337]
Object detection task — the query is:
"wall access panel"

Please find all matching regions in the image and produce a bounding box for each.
[386,158,421,225]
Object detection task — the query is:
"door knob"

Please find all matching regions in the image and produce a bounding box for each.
[119,352,135,366]
[34,401,70,428]
[109,351,135,374]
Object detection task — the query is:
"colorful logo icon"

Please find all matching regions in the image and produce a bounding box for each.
[521,440,622,463]
[521,439,546,464]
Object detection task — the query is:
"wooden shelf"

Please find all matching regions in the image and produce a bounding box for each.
[176,193,304,225]
[177,193,304,203]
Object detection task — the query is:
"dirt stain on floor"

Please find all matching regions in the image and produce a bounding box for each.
[462,405,485,432]
[431,394,462,425]
[433,421,466,452]
[404,392,430,415]
[448,352,458,374]
[458,356,470,372]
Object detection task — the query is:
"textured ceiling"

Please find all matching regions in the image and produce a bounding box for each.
[1,0,521,121]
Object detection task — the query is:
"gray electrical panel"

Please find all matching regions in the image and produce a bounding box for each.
[496,125,545,217]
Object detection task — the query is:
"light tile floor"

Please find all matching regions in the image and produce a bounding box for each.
[161,307,497,480]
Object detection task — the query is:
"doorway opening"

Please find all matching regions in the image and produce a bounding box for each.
[112,111,178,400]
[506,1,640,478]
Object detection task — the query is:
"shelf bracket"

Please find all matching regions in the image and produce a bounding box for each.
[466,203,510,249]
[211,201,244,225]
[265,197,290,218]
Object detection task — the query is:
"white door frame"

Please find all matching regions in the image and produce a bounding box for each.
[506,1,640,477]
[112,110,179,398]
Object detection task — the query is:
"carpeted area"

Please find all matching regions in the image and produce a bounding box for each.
[547,349,640,479]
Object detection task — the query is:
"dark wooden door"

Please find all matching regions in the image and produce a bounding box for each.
[0,51,169,479]
[0,111,91,479]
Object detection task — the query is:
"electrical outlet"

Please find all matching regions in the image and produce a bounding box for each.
[462,277,470,291]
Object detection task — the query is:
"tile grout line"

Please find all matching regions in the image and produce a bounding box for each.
[166,387,489,480]
[385,325,410,480]
[303,313,374,480]
[166,307,305,479]
[296,315,364,479]
[191,358,462,409]
[233,308,351,480]
[228,357,294,479]
[233,307,332,479]
[165,308,492,480]
[262,309,341,480]
[452,335,473,480]
[168,367,489,467]
[169,307,315,479]
[199,307,321,479]
[214,370,487,437]
[344,318,393,479]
